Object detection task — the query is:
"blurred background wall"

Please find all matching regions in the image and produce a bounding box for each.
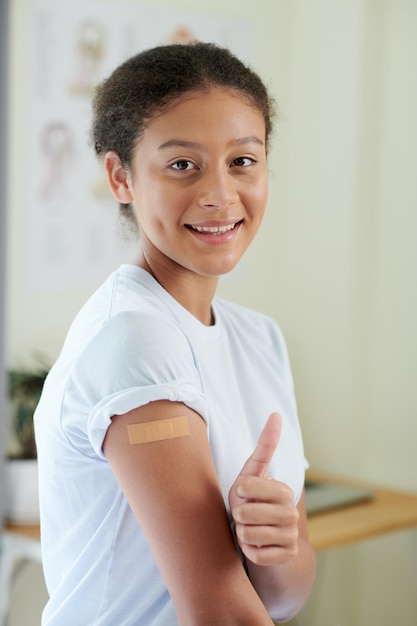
[4,0,417,624]
[0,0,9,529]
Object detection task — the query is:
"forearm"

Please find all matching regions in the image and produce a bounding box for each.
[246,537,316,623]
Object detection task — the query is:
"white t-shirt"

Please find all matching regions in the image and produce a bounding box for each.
[34,264,306,626]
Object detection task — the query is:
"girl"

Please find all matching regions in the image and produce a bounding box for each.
[35,42,316,625]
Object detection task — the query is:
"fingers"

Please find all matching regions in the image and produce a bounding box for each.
[235,475,294,502]
[234,500,300,566]
[235,540,299,567]
[239,412,282,479]
[235,518,299,552]
[233,493,298,526]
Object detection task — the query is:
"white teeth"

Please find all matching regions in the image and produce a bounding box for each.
[190,223,237,234]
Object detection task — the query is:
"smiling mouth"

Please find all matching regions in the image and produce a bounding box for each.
[186,221,242,234]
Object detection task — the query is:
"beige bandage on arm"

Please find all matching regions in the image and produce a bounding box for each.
[127,415,190,444]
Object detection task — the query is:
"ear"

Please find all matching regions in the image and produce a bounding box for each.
[103,151,134,204]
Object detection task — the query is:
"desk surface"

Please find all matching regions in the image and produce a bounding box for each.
[4,523,40,541]
[5,473,417,553]
[306,471,417,551]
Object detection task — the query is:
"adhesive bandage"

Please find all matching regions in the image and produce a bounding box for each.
[127,415,190,444]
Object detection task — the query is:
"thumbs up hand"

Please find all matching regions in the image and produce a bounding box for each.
[228,413,300,567]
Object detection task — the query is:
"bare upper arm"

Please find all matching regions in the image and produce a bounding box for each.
[103,400,273,625]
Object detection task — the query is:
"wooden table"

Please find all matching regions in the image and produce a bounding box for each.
[4,472,417,553]
[4,523,40,541]
[305,471,417,552]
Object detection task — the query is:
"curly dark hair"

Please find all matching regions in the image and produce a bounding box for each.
[91,41,276,223]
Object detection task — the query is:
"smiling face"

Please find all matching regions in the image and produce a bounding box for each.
[105,87,269,293]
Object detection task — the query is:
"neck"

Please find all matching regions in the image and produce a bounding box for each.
[136,253,218,326]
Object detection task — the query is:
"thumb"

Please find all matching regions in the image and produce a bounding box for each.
[240,412,282,478]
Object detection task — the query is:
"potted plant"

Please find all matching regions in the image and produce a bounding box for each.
[5,363,49,524]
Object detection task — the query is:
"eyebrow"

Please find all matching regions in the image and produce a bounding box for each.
[158,136,265,151]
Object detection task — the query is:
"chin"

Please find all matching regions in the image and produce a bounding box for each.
[199,260,241,278]
[202,252,245,276]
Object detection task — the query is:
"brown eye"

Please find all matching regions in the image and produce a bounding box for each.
[171,160,194,171]
[232,156,255,167]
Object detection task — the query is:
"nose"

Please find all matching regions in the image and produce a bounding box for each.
[197,166,239,210]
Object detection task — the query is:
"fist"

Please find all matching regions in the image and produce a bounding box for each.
[228,413,300,566]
